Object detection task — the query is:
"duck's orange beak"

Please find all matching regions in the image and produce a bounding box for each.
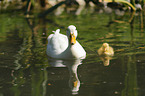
[73,80,78,87]
[70,33,76,45]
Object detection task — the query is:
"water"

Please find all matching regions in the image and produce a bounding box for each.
[0,5,145,96]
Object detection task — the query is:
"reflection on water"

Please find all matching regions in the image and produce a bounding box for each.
[99,56,113,66]
[49,58,82,94]
[0,4,145,96]
[122,55,138,96]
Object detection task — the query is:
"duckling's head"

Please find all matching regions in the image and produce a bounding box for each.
[67,25,78,45]
[102,43,109,48]
[102,43,109,51]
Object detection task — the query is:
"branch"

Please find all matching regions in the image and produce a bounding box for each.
[38,1,66,18]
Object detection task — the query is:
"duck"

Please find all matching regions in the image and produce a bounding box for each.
[98,43,114,56]
[46,25,86,59]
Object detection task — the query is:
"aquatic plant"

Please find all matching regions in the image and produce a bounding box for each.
[104,0,136,11]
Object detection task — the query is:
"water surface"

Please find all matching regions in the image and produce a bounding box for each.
[0,5,145,96]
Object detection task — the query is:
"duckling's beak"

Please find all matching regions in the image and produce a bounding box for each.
[70,33,76,45]
[104,48,107,51]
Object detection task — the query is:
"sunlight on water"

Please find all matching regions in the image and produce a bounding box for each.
[0,4,145,96]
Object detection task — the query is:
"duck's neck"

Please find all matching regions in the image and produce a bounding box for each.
[63,41,79,58]
[70,43,81,58]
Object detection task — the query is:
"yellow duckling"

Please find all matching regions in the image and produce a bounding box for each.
[98,43,114,56]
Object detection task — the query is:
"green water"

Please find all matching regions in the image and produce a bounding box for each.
[0,5,145,96]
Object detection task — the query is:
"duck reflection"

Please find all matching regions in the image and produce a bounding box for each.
[48,58,82,94]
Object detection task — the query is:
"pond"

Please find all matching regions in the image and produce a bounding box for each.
[0,4,145,96]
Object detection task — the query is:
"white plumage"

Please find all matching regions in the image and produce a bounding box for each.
[46,25,86,59]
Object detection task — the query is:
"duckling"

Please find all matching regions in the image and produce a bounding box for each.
[98,43,114,56]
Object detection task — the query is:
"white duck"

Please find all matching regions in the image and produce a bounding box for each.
[46,25,86,59]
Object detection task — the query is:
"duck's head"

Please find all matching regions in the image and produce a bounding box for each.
[67,25,78,45]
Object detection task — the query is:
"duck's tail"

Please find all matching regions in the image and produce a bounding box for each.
[52,29,60,34]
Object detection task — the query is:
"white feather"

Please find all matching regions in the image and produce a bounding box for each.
[46,25,86,59]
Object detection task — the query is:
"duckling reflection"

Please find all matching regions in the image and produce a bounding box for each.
[99,56,113,66]
[48,58,82,94]
[98,43,114,66]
